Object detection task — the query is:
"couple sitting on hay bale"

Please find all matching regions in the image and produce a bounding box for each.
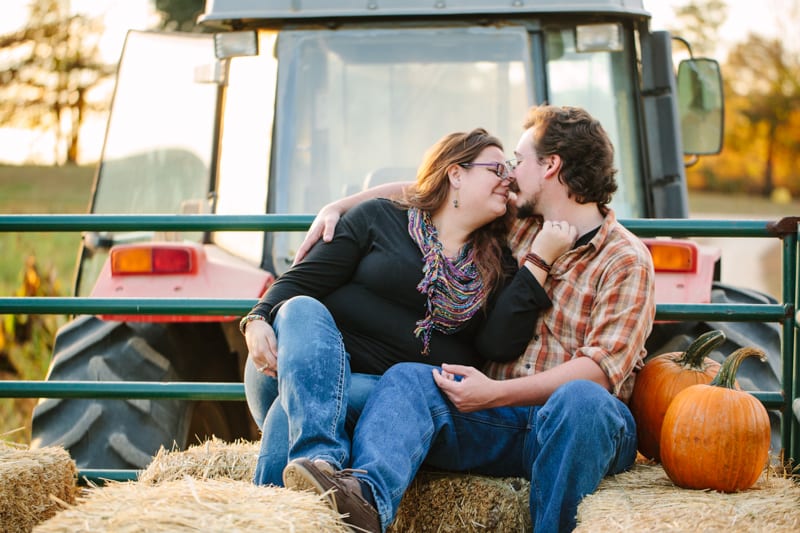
[239,104,655,533]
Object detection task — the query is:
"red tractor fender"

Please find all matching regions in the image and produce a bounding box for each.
[90,242,273,322]
[642,238,721,305]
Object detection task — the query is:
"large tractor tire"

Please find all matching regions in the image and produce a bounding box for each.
[645,282,783,453]
[31,316,251,470]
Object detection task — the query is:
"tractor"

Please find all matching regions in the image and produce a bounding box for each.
[31,0,781,469]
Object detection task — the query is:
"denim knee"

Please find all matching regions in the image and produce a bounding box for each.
[377,363,448,417]
[273,295,341,365]
[382,362,436,388]
[541,380,631,439]
[549,379,608,406]
[273,295,326,328]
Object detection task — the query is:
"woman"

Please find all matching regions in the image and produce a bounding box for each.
[241,128,566,487]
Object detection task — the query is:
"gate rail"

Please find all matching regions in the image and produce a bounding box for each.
[0,214,797,483]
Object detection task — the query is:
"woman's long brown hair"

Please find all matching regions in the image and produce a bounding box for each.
[399,128,513,293]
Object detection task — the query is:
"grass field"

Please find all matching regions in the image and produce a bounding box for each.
[1,164,95,214]
[688,190,799,218]
[0,165,95,298]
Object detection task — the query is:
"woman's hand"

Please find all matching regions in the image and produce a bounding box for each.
[293,202,343,265]
[245,320,278,377]
[531,220,578,264]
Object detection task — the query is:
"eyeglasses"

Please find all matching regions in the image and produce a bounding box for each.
[459,162,513,182]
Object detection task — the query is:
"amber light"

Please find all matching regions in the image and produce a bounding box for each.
[111,246,195,275]
[646,241,697,273]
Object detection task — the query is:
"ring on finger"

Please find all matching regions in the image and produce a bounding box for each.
[257,364,270,372]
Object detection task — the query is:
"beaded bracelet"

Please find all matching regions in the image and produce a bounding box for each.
[524,252,552,273]
[239,313,267,335]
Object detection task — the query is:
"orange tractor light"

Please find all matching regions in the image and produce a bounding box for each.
[111,245,196,275]
[645,240,698,273]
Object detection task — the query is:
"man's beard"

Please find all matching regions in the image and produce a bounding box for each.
[516,199,537,219]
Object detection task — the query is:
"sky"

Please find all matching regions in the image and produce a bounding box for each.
[0,0,790,164]
[2,1,787,64]
[2,0,157,62]
[2,2,788,36]
[646,0,796,57]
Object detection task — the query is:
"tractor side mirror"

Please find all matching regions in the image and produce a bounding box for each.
[677,58,724,155]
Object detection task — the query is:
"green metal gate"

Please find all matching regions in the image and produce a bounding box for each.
[0,214,797,483]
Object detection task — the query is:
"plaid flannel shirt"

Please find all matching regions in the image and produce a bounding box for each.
[483,209,655,402]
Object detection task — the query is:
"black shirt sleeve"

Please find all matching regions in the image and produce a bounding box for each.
[247,200,377,323]
[245,200,549,371]
[475,250,552,362]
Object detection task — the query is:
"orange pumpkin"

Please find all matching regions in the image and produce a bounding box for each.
[630,330,726,462]
[660,347,771,492]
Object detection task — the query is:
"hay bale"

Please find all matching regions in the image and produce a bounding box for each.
[389,470,531,532]
[133,440,799,532]
[34,477,350,532]
[0,442,78,532]
[139,437,259,484]
[575,463,800,532]
[136,439,532,531]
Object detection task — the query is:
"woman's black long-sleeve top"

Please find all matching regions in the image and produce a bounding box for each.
[248,199,550,375]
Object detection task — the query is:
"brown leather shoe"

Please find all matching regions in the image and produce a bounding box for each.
[283,458,334,492]
[283,457,380,533]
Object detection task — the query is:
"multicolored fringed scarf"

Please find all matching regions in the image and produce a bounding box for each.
[408,207,489,355]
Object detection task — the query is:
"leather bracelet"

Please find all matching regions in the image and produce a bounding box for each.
[524,252,552,273]
[239,313,267,335]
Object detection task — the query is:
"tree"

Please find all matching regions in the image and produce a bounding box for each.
[154,0,206,31]
[725,34,800,196]
[0,0,113,165]
[670,0,728,57]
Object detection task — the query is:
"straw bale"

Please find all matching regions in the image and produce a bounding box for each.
[139,437,259,484]
[0,442,78,533]
[389,469,531,532]
[575,463,800,532]
[135,440,532,531]
[127,440,800,532]
[34,477,350,533]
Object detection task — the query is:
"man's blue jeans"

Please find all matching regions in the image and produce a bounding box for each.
[349,362,638,533]
[243,295,379,486]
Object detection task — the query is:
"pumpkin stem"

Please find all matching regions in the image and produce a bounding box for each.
[676,330,726,369]
[710,347,767,389]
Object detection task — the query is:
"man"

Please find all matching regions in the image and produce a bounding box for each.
[286,105,656,533]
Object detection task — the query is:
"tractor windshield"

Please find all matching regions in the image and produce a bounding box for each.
[266,27,530,274]
[543,26,643,219]
[265,24,643,274]
[92,32,217,219]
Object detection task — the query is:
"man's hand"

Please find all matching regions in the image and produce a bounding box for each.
[293,202,343,265]
[293,181,409,265]
[245,320,278,377]
[432,363,500,412]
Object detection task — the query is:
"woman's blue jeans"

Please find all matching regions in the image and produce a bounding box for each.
[350,362,638,533]
[243,295,379,486]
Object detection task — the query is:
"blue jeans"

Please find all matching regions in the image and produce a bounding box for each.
[350,362,638,533]
[243,295,380,486]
